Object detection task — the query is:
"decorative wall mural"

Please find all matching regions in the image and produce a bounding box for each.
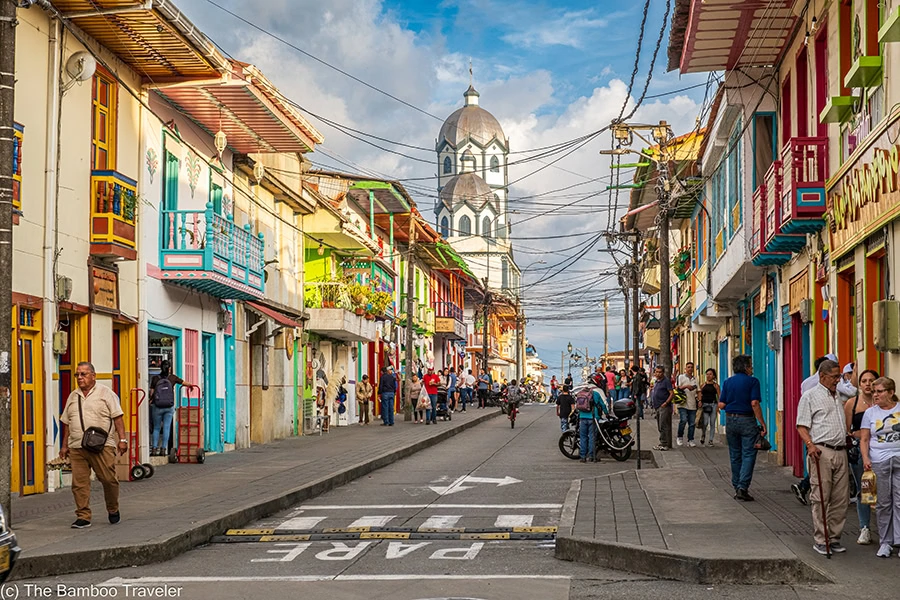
[145,147,158,184]
[185,152,202,198]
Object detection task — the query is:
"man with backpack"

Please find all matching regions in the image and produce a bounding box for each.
[630,365,648,419]
[149,360,190,457]
[576,373,608,462]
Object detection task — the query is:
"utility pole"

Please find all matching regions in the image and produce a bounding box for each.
[404,215,416,422]
[603,297,609,368]
[631,238,643,469]
[623,286,630,370]
[515,297,522,381]
[657,129,673,378]
[0,0,17,520]
[482,278,490,382]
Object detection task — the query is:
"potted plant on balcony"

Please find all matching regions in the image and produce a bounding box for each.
[348,282,372,316]
[370,291,392,321]
[672,246,693,282]
[304,284,322,309]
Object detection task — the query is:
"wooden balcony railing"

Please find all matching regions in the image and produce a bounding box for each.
[91,170,138,260]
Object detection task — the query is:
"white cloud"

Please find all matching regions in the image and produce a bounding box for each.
[501,10,609,49]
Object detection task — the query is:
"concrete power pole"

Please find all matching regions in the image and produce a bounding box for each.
[404,215,416,422]
[623,286,630,370]
[482,278,490,380]
[0,0,17,519]
[631,238,643,469]
[603,297,609,368]
[657,134,673,378]
[515,297,522,381]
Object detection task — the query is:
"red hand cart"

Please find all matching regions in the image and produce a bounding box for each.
[169,384,205,464]
[127,388,154,480]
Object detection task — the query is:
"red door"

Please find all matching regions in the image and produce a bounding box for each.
[784,316,804,477]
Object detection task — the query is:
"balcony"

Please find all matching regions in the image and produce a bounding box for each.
[763,161,805,254]
[779,137,828,234]
[305,282,377,342]
[159,203,265,300]
[751,183,790,267]
[433,301,465,340]
[91,170,138,261]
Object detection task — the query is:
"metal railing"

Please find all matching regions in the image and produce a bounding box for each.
[433,301,463,321]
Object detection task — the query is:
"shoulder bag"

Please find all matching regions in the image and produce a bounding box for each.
[79,397,112,454]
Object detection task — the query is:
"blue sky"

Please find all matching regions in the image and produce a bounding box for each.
[182,0,711,380]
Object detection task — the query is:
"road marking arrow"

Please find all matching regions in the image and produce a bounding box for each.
[428,475,523,496]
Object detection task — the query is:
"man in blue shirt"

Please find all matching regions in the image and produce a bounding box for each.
[651,366,674,450]
[718,355,767,501]
[378,365,397,426]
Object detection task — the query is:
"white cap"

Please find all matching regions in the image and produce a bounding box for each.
[842,363,854,375]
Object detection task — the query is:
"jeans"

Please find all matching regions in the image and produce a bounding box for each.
[460,388,470,409]
[380,392,395,425]
[579,417,596,460]
[726,414,759,491]
[425,393,438,423]
[560,417,569,432]
[551,389,559,401]
[151,405,175,449]
[656,404,672,448]
[448,388,456,410]
[699,406,716,442]
[677,407,697,441]
[849,451,872,529]
[871,455,900,546]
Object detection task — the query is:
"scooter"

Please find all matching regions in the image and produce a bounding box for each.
[558,399,636,462]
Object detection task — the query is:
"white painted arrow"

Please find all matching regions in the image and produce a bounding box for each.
[428,475,522,496]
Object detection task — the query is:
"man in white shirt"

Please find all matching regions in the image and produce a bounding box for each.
[676,362,699,447]
[792,354,839,506]
[797,359,850,555]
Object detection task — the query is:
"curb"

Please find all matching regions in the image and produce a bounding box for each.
[554,463,832,585]
[11,410,501,580]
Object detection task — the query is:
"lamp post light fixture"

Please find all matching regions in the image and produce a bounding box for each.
[567,342,573,354]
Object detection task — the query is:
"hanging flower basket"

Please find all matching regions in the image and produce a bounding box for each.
[672,246,693,281]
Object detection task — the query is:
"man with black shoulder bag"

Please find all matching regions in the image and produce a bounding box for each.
[59,362,128,529]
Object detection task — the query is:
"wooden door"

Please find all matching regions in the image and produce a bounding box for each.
[12,307,45,495]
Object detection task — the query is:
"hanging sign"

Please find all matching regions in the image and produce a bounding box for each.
[90,264,119,313]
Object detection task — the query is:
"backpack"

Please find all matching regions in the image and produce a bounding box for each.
[672,388,687,406]
[153,377,175,408]
[574,386,594,412]
[507,385,520,403]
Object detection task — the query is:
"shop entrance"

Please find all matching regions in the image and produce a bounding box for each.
[202,332,223,452]
[148,324,182,452]
[13,306,44,495]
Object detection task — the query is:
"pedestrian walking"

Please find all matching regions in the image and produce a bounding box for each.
[796,359,850,554]
[719,355,767,502]
[447,368,458,412]
[148,360,191,456]
[409,374,425,423]
[477,370,490,408]
[791,354,839,506]
[461,369,475,411]
[630,365,648,419]
[378,365,398,426]
[676,362,700,447]
[423,368,440,424]
[651,366,674,451]
[557,387,574,432]
[845,369,878,544]
[59,362,128,528]
[564,373,573,392]
[578,374,606,462]
[355,374,374,425]
[699,368,720,446]
[860,376,900,558]
[551,375,559,402]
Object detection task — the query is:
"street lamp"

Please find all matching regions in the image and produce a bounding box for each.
[567,342,573,354]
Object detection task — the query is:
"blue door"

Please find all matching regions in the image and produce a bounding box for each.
[224,321,236,445]
[202,333,223,453]
[719,339,729,427]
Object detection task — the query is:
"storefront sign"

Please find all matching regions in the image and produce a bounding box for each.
[90,265,119,312]
[434,316,466,340]
[828,115,900,257]
[789,271,808,315]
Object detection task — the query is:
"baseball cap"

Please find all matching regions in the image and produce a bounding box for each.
[825,353,838,362]
[842,363,854,375]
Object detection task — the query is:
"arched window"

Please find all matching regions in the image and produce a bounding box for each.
[490,156,500,172]
[443,156,452,174]
[493,193,500,207]
[440,216,450,238]
[459,215,472,235]
[482,217,492,238]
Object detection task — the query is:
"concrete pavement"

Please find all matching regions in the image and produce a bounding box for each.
[9,407,500,580]
[555,412,882,585]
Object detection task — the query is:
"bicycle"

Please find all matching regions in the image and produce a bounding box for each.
[508,400,518,428]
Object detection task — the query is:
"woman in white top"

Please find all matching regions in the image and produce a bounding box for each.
[860,376,900,558]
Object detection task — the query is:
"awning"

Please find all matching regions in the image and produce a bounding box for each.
[53,0,229,83]
[247,301,303,329]
[156,61,323,154]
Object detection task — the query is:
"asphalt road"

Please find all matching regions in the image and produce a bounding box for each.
[14,405,882,599]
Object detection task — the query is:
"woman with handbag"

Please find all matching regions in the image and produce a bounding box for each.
[409,375,424,423]
[860,377,900,558]
[844,369,878,545]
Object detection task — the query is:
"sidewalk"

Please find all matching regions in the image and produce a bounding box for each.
[9,408,500,580]
[556,416,883,585]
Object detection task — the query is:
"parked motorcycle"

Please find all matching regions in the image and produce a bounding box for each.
[558,398,636,462]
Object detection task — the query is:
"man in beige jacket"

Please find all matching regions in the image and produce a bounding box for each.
[356,374,374,425]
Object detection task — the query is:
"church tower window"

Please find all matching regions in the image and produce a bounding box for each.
[458,215,472,236]
[490,156,500,172]
[440,216,450,238]
[482,217,492,238]
[443,156,452,174]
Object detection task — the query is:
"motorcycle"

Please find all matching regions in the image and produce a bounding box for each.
[558,397,636,462]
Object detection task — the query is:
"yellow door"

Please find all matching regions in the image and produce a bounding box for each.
[112,324,137,432]
[12,307,45,495]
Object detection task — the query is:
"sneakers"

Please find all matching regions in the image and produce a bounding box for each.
[653,445,669,451]
[857,527,872,545]
[791,483,809,506]
[71,519,91,529]
[877,543,892,558]
[688,440,697,448]
[676,437,684,446]
[108,511,120,524]
[707,440,714,447]
[830,542,846,553]
[812,544,828,555]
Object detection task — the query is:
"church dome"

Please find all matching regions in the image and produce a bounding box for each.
[438,86,506,148]
[439,172,495,210]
